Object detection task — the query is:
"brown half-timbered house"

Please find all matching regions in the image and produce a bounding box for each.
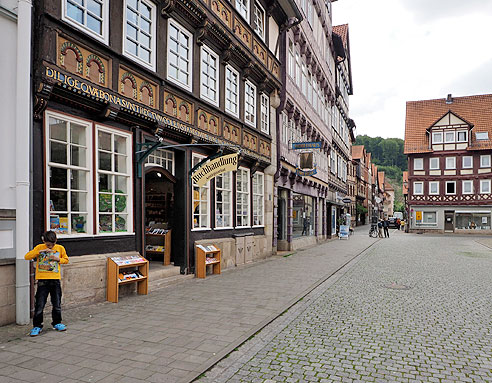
[30,0,301,307]
[405,94,492,233]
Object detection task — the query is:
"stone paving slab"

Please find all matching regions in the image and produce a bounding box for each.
[199,230,492,383]
[0,226,377,383]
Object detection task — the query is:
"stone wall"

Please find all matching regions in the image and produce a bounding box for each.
[0,260,16,326]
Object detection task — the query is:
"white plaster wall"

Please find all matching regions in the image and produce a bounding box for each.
[0,4,17,209]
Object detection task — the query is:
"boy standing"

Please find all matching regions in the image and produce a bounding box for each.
[25,231,69,336]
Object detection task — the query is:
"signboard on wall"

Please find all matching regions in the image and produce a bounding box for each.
[292,141,322,150]
[191,153,239,187]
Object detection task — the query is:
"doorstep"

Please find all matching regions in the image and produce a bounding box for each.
[148,262,194,291]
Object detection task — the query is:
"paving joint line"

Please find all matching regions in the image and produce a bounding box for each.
[182,237,381,383]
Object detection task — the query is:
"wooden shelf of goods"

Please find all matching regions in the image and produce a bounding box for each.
[107,256,149,303]
[195,245,221,279]
[145,229,172,265]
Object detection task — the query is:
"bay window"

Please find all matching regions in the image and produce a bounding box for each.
[236,168,250,227]
[457,130,468,142]
[252,172,264,226]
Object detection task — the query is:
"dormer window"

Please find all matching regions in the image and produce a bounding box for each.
[445,131,455,143]
[457,131,468,142]
[432,131,443,144]
[476,132,489,140]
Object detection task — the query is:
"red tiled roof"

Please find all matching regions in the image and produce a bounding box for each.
[333,24,348,48]
[402,171,408,195]
[378,171,385,191]
[384,182,394,191]
[404,93,492,154]
[351,145,364,160]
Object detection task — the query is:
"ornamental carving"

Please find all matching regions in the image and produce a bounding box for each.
[233,17,252,49]
[210,0,232,29]
[223,121,241,144]
[163,91,193,124]
[268,56,280,79]
[253,38,267,67]
[118,67,158,108]
[57,36,109,87]
[259,140,271,158]
[197,109,220,136]
[242,131,258,152]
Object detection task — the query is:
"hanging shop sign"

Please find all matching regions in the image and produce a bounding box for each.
[296,167,317,176]
[191,153,239,187]
[292,141,322,150]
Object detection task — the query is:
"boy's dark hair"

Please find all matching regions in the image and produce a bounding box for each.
[41,231,57,243]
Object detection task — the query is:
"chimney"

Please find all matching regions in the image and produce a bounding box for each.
[446,94,453,104]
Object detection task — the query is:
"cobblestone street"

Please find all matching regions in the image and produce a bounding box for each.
[200,230,492,383]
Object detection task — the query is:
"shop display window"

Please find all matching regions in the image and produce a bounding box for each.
[252,172,264,226]
[292,193,314,237]
[456,213,491,230]
[215,172,232,228]
[192,154,210,229]
[236,168,250,227]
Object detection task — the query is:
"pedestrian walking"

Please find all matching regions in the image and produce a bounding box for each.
[383,218,390,238]
[396,218,401,230]
[302,217,309,236]
[378,219,383,238]
[24,231,69,336]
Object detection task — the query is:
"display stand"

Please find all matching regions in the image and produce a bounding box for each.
[145,229,172,265]
[195,245,221,279]
[107,255,149,303]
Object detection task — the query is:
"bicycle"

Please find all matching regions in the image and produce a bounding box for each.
[369,224,379,238]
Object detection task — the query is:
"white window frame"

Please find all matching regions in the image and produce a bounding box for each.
[96,125,134,235]
[123,0,156,70]
[192,153,211,230]
[260,93,270,134]
[462,180,473,195]
[225,65,239,118]
[413,182,423,195]
[236,167,250,228]
[288,40,294,79]
[476,132,489,140]
[480,179,491,194]
[253,2,265,40]
[445,131,455,143]
[200,45,219,106]
[145,148,175,175]
[252,172,264,227]
[446,157,456,170]
[295,51,301,88]
[62,0,109,44]
[414,158,424,170]
[480,155,491,168]
[445,181,456,195]
[45,111,94,237]
[462,156,473,169]
[429,157,440,170]
[167,18,193,92]
[244,81,257,128]
[215,171,233,229]
[456,130,468,143]
[432,131,443,144]
[423,211,437,225]
[429,181,439,195]
[236,0,250,22]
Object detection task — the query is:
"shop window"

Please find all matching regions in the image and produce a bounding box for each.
[429,157,439,170]
[252,172,264,226]
[253,3,265,40]
[429,181,439,195]
[480,155,491,168]
[145,148,174,175]
[236,0,249,22]
[192,154,210,229]
[225,65,239,117]
[124,0,156,70]
[462,180,473,194]
[96,127,132,234]
[236,168,250,227]
[292,193,314,237]
[413,158,423,170]
[423,212,436,224]
[215,172,232,228]
[63,0,108,44]
[244,81,256,127]
[167,18,192,91]
[200,45,219,106]
[456,212,491,230]
[446,181,456,195]
[46,112,133,237]
[260,93,269,134]
[462,156,473,169]
[445,157,456,170]
[480,179,491,194]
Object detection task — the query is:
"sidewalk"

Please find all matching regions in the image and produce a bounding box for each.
[0,226,377,383]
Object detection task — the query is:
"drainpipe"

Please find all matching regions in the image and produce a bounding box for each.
[15,0,32,325]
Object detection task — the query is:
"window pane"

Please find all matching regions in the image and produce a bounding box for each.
[71,169,87,190]
[99,214,113,232]
[51,167,68,189]
[87,13,102,34]
[98,131,111,150]
[67,2,84,23]
[126,23,137,40]
[114,135,127,154]
[99,193,112,212]
[99,151,112,171]
[71,145,86,167]
[71,191,87,212]
[50,118,67,141]
[115,154,127,173]
[71,213,87,233]
[115,176,127,193]
[115,214,128,232]
[99,173,112,191]
[87,0,102,16]
[51,190,68,211]
[51,142,67,164]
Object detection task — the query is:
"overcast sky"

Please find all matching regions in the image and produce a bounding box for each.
[332,0,492,139]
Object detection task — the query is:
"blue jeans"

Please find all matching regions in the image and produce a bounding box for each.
[33,279,62,328]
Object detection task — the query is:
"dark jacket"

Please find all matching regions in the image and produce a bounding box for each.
[382,220,389,228]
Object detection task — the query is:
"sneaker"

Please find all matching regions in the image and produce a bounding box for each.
[53,323,67,331]
[30,327,42,337]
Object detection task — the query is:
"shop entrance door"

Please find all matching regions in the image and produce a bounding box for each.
[444,211,454,232]
[144,168,176,263]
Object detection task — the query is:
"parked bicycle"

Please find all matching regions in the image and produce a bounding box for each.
[369,223,379,238]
